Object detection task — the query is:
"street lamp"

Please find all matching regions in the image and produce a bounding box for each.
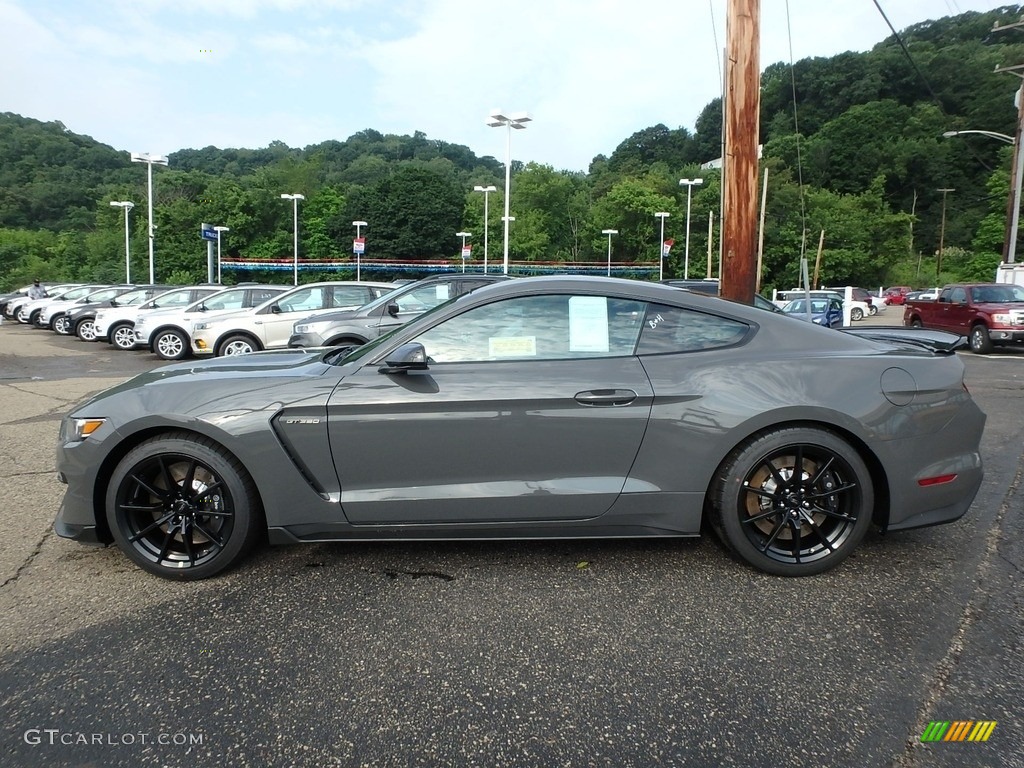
[109,201,134,283]
[943,129,1019,263]
[602,229,618,276]
[679,178,704,279]
[213,226,230,284]
[129,152,169,283]
[353,220,368,281]
[486,109,532,275]
[473,185,497,273]
[281,193,305,285]
[654,212,671,281]
[456,231,472,273]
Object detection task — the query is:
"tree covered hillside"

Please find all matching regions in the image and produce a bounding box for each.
[2,4,1023,292]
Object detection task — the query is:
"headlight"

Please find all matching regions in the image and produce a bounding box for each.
[69,418,106,441]
[193,322,211,331]
[992,313,1013,325]
[294,324,312,334]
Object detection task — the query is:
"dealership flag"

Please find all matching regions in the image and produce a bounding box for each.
[662,239,675,258]
[461,244,472,259]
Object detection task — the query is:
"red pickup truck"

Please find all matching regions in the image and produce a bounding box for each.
[903,283,1024,353]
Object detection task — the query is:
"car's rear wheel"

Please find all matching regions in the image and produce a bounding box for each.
[868,305,878,316]
[53,314,71,334]
[106,433,263,580]
[76,318,97,341]
[969,324,994,354]
[218,334,259,356]
[711,427,873,576]
[909,318,923,328]
[110,323,136,350]
[851,307,864,321]
[154,328,190,360]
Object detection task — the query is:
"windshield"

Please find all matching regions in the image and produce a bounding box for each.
[973,285,1024,303]
[111,288,157,306]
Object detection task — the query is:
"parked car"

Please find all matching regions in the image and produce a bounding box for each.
[93,286,223,349]
[775,290,869,321]
[0,282,63,318]
[134,284,290,360]
[46,285,136,335]
[191,281,394,357]
[33,284,120,330]
[904,282,1024,353]
[883,286,913,305]
[781,297,844,327]
[66,285,172,340]
[54,276,985,581]
[6,284,82,323]
[288,274,509,349]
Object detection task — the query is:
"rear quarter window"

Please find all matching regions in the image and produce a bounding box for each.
[637,304,749,354]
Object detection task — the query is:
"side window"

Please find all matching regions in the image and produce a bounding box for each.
[396,284,453,313]
[249,289,280,306]
[412,294,646,363]
[154,292,194,308]
[950,287,967,304]
[637,304,749,354]
[332,285,374,308]
[278,287,324,313]
[204,292,246,311]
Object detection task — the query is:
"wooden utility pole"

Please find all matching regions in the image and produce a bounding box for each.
[720,0,760,304]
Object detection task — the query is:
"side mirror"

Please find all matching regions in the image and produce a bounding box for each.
[270,304,281,314]
[386,302,400,317]
[378,342,429,374]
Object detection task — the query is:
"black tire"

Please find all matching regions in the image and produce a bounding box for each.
[868,305,878,316]
[154,328,190,360]
[851,307,864,321]
[106,433,263,580]
[110,323,136,350]
[218,334,260,356]
[53,314,71,335]
[909,318,923,328]
[76,318,97,341]
[969,324,993,354]
[710,427,873,576]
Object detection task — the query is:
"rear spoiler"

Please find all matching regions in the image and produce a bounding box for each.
[839,326,966,354]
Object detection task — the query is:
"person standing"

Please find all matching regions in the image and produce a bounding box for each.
[27,279,47,300]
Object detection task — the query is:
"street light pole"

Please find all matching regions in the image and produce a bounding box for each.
[943,129,1018,263]
[937,188,955,278]
[353,220,367,281]
[109,201,133,283]
[280,194,305,286]
[214,226,230,284]
[456,231,472,273]
[602,229,618,276]
[654,212,670,281]
[486,110,531,275]
[129,152,169,283]
[679,178,704,279]
[473,185,497,273]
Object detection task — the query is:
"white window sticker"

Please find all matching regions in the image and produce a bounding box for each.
[435,285,451,301]
[489,336,537,357]
[568,296,609,352]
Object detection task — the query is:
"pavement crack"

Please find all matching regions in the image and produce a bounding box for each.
[0,527,53,590]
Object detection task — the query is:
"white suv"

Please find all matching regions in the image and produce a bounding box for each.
[133,284,288,360]
[191,281,393,357]
[93,286,223,349]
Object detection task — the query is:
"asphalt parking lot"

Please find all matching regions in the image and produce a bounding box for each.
[0,316,1021,768]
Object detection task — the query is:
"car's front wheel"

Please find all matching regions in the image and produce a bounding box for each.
[106,433,263,580]
[154,329,190,360]
[53,314,71,334]
[110,323,136,350]
[218,334,259,356]
[76,318,97,341]
[868,305,878,316]
[711,427,873,576]
[851,307,864,321]
[969,324,994,354]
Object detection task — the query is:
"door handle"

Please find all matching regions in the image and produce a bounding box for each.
[574,389,638,406]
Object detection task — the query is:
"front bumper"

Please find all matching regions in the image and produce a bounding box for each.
[987,327,1024,344]
[288,331,327,348]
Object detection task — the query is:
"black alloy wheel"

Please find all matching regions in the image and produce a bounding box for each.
[106,433,262,580]
[110,323,136,350]
[154,328,190,360]
[712,427,873,576]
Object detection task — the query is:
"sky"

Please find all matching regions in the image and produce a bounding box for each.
[0,0,1011,172]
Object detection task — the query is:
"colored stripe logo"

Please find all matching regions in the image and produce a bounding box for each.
[921,721,997,742]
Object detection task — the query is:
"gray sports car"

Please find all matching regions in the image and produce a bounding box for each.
[54,276,986,580]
